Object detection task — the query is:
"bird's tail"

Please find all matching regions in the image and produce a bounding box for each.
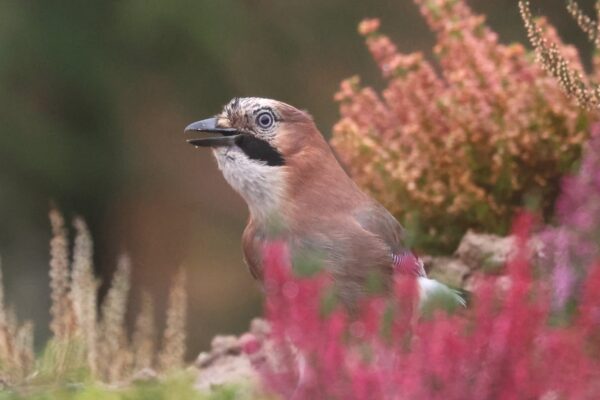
[417,277,466,315]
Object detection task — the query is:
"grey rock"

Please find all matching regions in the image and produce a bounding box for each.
[210,335,241,356]
[195,352,257,392]
[456,230,515,273]
[195,351,217,368]
[463,273,512,293]
[249,318,270,338]
[195,329,269,392]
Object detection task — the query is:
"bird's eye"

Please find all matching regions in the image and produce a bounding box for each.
[256,111,275,129]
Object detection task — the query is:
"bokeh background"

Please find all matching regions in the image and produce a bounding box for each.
[0,0,595,358]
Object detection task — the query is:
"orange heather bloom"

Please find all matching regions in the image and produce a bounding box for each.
[331,0,597,252]
[357,18,380,36]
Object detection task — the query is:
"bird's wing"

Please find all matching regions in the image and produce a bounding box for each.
[352,200,426,277]
[352,201,406,253]
[352,202,464,308]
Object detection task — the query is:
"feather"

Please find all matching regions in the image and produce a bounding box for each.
[417,277,466,315]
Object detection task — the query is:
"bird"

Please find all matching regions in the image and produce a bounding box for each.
[185,97,463,309]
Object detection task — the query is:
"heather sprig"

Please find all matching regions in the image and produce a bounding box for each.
[520,0,600,110]
[0,257,35,383]
[159,268,187,372]
[540,124,600,310]
[49,208,72,341]
[133,291,156,372]
[70,217,99,375]
[98,255,132,382]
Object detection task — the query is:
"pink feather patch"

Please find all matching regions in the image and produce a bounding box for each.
[392,252,425,277]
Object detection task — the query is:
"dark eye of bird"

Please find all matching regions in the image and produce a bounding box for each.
[256,111,274,129]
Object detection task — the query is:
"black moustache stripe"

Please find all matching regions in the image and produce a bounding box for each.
[234,134,285,166]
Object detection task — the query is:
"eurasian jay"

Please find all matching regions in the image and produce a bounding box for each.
[185,97,463,309]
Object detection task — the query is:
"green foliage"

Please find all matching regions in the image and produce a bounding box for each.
[35,338,91,386]
[0,373,251,400]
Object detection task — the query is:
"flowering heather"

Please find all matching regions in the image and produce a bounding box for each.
[331,0,597,252]
[254,214,600,399]
[540,124,600,310]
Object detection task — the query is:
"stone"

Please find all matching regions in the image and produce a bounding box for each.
[455,230,515,273]
[195,351,217,368]
[210,335,241,356]
[195,353,257,392]
[427,257,471,288]
[463,272,512,293]
[249,318,270,338]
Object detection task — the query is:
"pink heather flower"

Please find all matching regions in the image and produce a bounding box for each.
[239,333,261,355]
[358,18,380,36]
[541,124,600,309]
[256,211,600,399]
[549,228,577,310]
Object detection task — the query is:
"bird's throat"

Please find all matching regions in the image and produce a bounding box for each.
[213,147,287,223]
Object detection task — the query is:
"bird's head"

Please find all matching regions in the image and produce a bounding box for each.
[185,97,335,222]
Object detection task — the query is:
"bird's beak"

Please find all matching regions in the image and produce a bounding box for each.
[184,117,240,147]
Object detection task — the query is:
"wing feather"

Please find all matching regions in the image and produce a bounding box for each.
[353,201,426,277]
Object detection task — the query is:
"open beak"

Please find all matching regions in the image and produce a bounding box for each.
[184,117,240,147]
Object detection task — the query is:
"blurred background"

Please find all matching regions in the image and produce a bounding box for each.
[0,0,595,358]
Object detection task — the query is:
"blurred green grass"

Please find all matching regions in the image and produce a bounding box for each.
[0,373,251,400]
